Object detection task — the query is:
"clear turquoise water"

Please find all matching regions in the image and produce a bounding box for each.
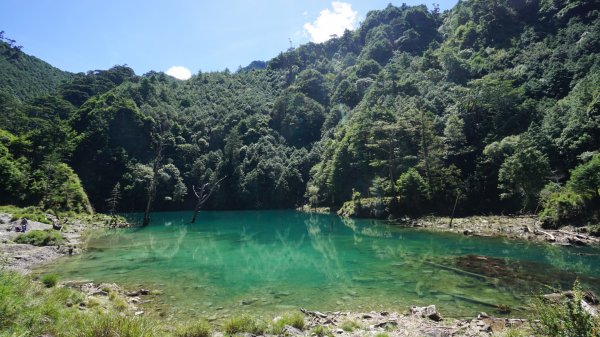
[40,210,600,319]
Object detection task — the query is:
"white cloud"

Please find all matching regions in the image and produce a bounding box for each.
[303,2,357,43]
[165,66,192,80]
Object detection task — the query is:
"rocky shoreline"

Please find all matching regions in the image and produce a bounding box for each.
[0,211,119,273]
[403,215,600,247]
[300,205,600,247]
[39,279,536,337]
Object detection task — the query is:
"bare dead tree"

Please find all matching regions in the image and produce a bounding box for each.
[190,176,227,223]
[143,122,167,227]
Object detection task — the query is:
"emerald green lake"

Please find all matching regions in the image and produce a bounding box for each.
[41,210,600,319]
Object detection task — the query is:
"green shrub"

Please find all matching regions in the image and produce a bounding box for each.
[271,312,305,334]
[14,229,64,246]
[41,274,58,288]
[175,320,212,337]
[396,168,428,215]
[222,314,267,335]
[530,281,600,337]
[568,154,600,199]
[539,183,585,229]
[32,162,93,215]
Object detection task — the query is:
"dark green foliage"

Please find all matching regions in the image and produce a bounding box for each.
[15,229,65,246]
[0,132,28,203]
[0,1,598,223]
[539,184,585,228]
[498,146,551,210]
[540,155,600,228]
[568,154,600,200]
[31,162,92,214]
[271,91,325,147]
[397,168,428,214]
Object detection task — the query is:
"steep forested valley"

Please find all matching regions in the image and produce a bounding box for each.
[1,0,599,228]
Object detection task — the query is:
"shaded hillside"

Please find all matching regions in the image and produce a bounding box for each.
[0,1,598,227]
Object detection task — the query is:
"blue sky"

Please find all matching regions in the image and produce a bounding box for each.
[1,1,458,78]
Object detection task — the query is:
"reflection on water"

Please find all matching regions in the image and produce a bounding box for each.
[39,210,600,318]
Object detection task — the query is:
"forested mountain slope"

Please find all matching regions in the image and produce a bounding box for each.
[0,0,598,227]
[0,35,74,101]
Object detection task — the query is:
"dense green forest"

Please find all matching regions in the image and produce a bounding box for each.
[0,0,598,227]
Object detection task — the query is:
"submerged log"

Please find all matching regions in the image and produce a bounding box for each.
[423,260,496,282]
[451,294,499,308]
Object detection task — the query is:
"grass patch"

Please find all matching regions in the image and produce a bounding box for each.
[0,205,51,224]
[222,314,267,335]
[374,333,390,337]
[175,320,212,337]
[79,313,158,337]
[497,328,528,337]
[86,297,101,308]
[14,229,64,246]
[112,296,128,311]
[0,269,161,336]
[271,312,305,334]
[312,325,333,337]
[340,319,361,332]
[41,273,58,288]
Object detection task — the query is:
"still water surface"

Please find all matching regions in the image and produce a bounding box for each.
[40,210,600,318]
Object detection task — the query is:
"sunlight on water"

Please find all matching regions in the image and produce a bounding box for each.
[40,210,600,319]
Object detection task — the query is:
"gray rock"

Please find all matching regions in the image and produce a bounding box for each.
[424,328,452,337]
[581,299,598,317]
[282,325,303,336]
[411,305,443,321]
[0,213,11,224]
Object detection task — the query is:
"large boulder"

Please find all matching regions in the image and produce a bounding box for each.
[411,305,443,321]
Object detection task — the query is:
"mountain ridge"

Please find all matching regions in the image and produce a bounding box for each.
[0,0,598,228]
